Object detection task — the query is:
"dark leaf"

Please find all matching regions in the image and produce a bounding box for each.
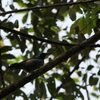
[22,13,28,23]
[77,71,82,77]
[0,46,12,53]
[69,10,76,21]
[87,65,94,71]
[91,92,99,98]
[47,77,56,96]
[98,70,100,75]
[1,54,15,59]
[14,20,19,28]
[40,82,47,98]
[83,73,87,82]
[10,4,15,10]
[89,76,98,86]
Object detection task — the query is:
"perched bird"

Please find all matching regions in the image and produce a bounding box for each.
[9,53,47,73]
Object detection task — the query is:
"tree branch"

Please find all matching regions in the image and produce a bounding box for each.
[0,26,75,47]
[0,26,100,48]
[50,56,85,100]
[0,0,99,16]
[0,31,100,98]
[69,56,85,76]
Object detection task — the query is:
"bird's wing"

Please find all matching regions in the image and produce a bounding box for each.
[23,59,44,72]
[9,58,44,72]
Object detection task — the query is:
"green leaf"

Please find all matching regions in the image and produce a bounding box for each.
[91,92,99,98]
[22,13,28,23]
[14,20,19,28]
[0,46,12,53]
[14,0,27,7]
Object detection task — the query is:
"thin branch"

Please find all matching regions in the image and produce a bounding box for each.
[69,56,85,76]
[0,30,100,99]
[0,52,5,88]
[0,0,99,16]
[86,85,90,100]
[0,26,100,48]
[50,56,85,100]
[0,70,5,88]
[0,26,75,47]
[88,44,100,48]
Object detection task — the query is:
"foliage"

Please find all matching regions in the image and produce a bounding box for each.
[0,0,100,100]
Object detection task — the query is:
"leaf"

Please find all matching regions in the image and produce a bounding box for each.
[14,20,19,28]
[83,73,87,82]
[87,65,94,71]
[0,46,12,53]
[77,71,82,77]
[98,70,100,75]
[22,13,28,23]
[69,9,76,21]
[1,54,15,59]
[40,82,47,98]
[91,92,99,98]
[10,4,15,10]
[14,0,27,7]
[89,76,98,86]
[19,36,27,53]
[47,77,56,96]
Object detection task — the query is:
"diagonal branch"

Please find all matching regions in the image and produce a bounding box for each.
[0,31,100,98]
[69,56,85,76]
[0,0,99,16]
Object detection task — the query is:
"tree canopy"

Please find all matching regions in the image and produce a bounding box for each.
[0,0,100,100]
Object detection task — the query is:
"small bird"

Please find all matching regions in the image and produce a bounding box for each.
[9,53,47,73]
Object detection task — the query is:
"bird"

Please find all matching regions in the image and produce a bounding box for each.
[9,53,47,73]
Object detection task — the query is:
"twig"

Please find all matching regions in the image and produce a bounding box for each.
[0,70,5,88]
[0,0,99,16]
[88,44,100,48]
[69,56,85,76]
[0,52,5,88]
[86,85,90,100]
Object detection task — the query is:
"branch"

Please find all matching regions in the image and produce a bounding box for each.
[0,0,99,16]
[0,52,5,88]
[0,26,75,47]
[88,44,100,48]
[0,26,100,48]
[50,56,85,100]
[86,85,90,100]
[0,31,100,98]
[69,56,85,76]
